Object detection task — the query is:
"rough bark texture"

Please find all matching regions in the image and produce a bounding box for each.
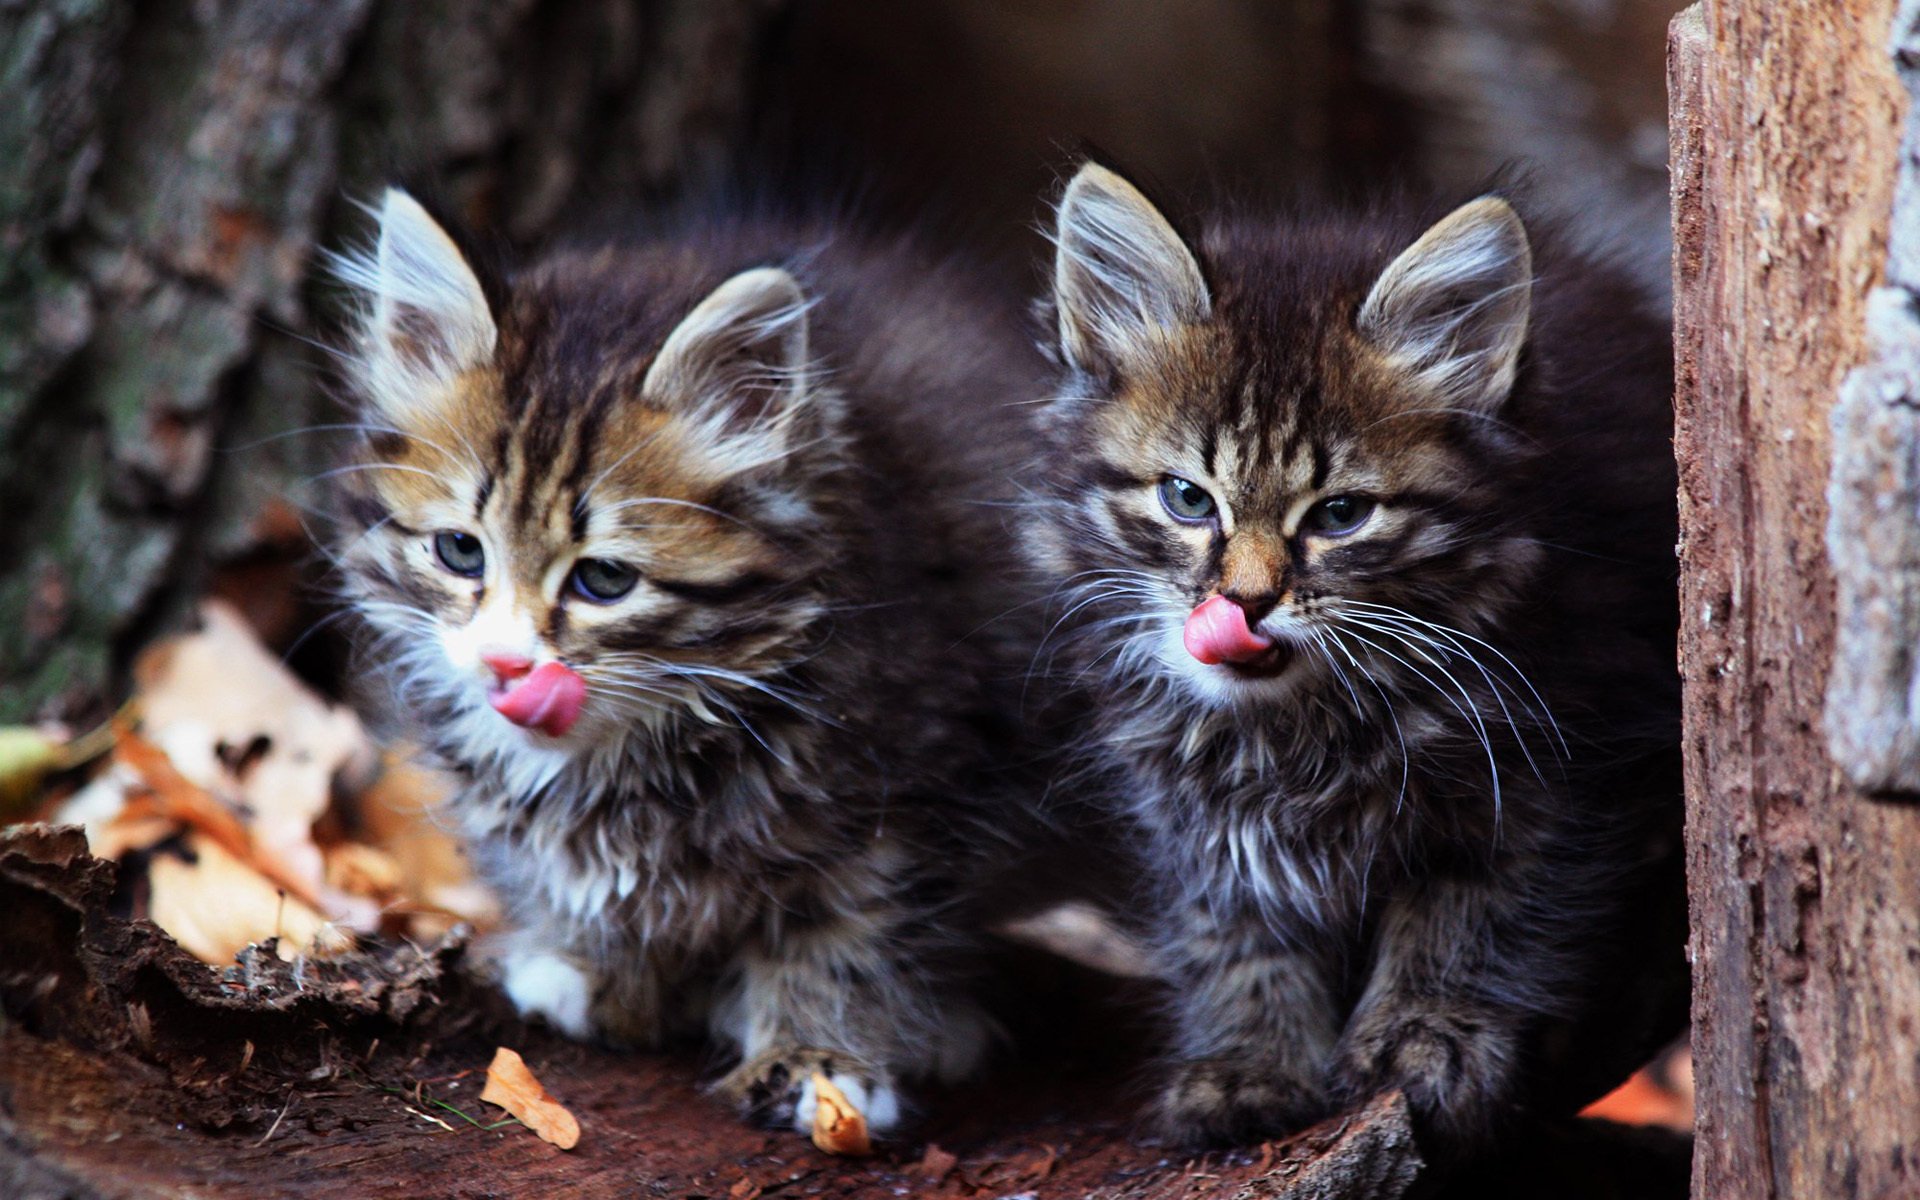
[1671,3,1920,1197]
[1826,1,1920,796]
[0,0,783,723]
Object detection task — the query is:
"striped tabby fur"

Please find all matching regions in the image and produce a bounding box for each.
[327,190,1048,1137]
[1030,164,1684,1157]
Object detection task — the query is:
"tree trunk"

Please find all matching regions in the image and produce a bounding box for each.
[1670,3,1920,1197]
[0,0,783,722]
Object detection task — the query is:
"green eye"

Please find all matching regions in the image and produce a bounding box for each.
[1302,495,1375,536]
[433,531,485,577]
[571,558,639,603]
[1158,476,1217,522]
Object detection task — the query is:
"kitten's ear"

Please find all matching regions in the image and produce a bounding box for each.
[1358,196,1532,411]
[643,267,811,435]
[337,188,498,399]
[1052,163,1210,377]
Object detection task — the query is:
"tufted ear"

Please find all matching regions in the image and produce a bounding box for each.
[1052,163,1211,378]
[334,188,497,412]
[641,267,812,459]
[1358,196,1533,412]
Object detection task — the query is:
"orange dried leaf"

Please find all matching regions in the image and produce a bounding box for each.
[809,1072,872,1157]
[915,1142,958,1181]
[146,832,339,964]
[480,1047,580,1150]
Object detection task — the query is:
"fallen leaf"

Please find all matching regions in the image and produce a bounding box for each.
[325,841,404,900]
[915,1142,959,1181]
[480,1047,580,1150]
[133,600,379,925]
[0,727,63,819]
[115,728,331,913]
[1016,1144,1058,1182]
[352,753,498,938]
[809,1072,872,1157]
[728,1177,762,1199]
[146,832,343,964]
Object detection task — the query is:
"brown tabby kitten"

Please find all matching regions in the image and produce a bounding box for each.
[1031,164,1683,1156]
[327,190,1047,1135]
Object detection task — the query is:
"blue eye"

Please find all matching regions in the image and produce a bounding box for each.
[1158,476,1217,522]
[1302,495,1375,536]
[571,558,639,603]
[433,531,485,577]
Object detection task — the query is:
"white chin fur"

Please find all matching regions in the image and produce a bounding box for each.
[500,950,593,1040]
[793,1071,902,1136]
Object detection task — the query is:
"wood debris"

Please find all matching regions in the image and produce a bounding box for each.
[479,1047,581,1150]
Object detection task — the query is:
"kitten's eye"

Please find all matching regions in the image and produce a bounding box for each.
[433,531,485,577]
[571,558,640,603]
[1302,495,1376,536]
[1158,476,1217,522]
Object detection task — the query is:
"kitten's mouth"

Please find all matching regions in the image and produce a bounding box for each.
[489,661,587,737]
[1182,596,1299,680]
[1217,642,1295,678]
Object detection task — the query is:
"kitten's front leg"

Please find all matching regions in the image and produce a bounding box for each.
[1330,877,1537,1154]
[711,867,983,1137]
[1153,901,1341,1147]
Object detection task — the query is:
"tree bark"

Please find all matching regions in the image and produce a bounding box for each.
[1670,3,1920,1197]
[0,0,784,723]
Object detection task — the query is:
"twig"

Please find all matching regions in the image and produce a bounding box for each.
[253,1092,298,1147]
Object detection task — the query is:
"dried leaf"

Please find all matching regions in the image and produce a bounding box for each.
[353,753,498,937]
[325,842,404,900]
[115,728,331,914]
[809,1072,872,1157]
[0,726,63,819]
[1016,1144,1058,1182]
[480,1047,580,1150]
[915,1142,959,1181]
[146,832,342,964]
[133,600,378,922]
[728,1177,762,1199]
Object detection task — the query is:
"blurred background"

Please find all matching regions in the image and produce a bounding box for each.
[0,0,1683,722]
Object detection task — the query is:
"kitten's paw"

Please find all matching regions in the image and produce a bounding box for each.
[715,1046,901,1136]
[499,950,593,1039]
[1150,1057,1327,1149]
[1332,1000,1518,1145]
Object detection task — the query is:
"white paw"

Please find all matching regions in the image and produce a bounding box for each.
[792,1071,902,1136]
[500,951,592,1039]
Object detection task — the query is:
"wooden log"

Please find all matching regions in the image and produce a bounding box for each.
[1670,2,1920,1196]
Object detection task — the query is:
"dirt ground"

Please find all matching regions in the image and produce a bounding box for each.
[0,825,1687,1200]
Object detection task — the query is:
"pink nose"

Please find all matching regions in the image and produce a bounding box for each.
[479,648,535,683]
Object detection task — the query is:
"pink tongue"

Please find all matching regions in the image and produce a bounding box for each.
[1183,595,1275,665]
[490,661,587,737]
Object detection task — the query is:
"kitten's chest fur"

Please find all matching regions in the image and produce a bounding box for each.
[1102,672,1519,934]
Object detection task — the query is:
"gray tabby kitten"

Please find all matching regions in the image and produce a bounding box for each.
[1029,163,1683,1157]
[328,190,1047,1136]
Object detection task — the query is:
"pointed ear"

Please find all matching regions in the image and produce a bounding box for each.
[642,267,811,439]
[335,188,497,404]
[1052,163,1210,377]
[1358,196,1532,411]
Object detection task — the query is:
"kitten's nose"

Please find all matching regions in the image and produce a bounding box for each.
[479,647,536,683]
[1219,589,1280,625]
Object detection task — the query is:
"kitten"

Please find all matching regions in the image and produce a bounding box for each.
[326,189,1048,1136]
[1030,164,1684,1156]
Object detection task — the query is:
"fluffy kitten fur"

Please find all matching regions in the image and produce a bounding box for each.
[328,190,1047,1135]
[1032,164,1683,1155]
